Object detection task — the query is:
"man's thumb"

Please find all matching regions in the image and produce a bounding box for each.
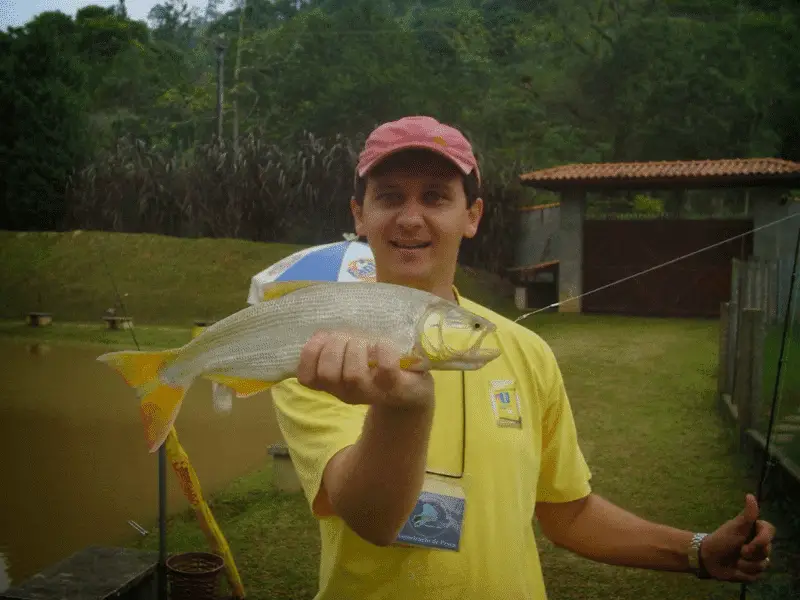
[735,493,759,534]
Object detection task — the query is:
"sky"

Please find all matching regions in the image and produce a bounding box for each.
[0,0,232,29]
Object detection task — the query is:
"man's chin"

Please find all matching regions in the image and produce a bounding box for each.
[376,267,432,289]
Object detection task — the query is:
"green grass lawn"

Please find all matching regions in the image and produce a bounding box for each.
[2,230,794,599]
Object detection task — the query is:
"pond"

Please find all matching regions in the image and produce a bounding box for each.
[0,339,283,590]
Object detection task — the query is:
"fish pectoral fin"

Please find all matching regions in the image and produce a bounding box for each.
[398,355,423,370]
[261,280,325,302]
[366,355,423,371]
[204,374,276,398]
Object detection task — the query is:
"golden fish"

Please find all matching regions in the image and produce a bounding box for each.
[98,280,500,452]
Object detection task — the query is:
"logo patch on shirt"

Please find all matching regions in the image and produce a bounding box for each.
[489,379,522,427]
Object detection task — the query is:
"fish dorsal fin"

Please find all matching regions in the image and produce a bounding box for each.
[261,280,325,302]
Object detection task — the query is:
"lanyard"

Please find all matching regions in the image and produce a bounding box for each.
[424,371,466,480]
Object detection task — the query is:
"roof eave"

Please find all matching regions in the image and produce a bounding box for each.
[519,173,800,192]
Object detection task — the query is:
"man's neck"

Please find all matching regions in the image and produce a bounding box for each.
[376,276,456,303]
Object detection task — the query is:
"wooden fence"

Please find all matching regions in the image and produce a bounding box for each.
[730,257,780,325]
[717,257,800,490]
[720,258,779,402]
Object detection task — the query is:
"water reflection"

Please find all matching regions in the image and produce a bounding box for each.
[0,339,282,586]
[0,551,9,593]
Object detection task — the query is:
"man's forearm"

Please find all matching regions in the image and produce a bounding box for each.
[538,494,696,573]
[324,403,434,546]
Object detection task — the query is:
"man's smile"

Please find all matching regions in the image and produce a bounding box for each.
[390,241,432,250]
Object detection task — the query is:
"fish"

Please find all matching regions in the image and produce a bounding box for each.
[97,280,501,453]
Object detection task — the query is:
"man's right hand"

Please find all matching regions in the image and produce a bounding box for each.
[297,330,434,410]
[295,330,436,546]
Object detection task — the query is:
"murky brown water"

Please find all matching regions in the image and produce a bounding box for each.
[0,339,282,589]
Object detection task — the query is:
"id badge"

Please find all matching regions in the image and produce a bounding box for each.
[393,476,466,551]
[489,380,522,427]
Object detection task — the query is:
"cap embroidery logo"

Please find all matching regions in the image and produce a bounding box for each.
[432,136,448,147]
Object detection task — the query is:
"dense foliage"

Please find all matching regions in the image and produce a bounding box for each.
[2,0,798,271]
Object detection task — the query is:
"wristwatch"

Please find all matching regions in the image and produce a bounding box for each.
[688,532,711,579]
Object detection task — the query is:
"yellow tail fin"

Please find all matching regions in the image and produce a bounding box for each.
[139,382,186,453]
[97,349,184,452]
[97,349,179,387]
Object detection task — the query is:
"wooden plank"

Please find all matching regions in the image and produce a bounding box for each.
[734,309,757,448]
[718,302,730,399]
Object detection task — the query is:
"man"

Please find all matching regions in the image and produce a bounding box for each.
[270,115,776,599]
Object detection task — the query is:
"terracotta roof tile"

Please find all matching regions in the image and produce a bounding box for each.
[520,158,800,190]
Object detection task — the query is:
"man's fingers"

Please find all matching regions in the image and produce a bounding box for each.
[742,522,775,560]
[297,331,327,388]
[315,332,349,388]
[737,557,771,576]
[372,341,401,391]
[733,570,760,584]
[341,337,371,393]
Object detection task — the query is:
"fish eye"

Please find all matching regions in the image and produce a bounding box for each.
[473,322,482,330]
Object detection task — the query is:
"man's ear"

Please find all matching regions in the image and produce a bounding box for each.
[350,196,365,237]
[463,197,484,239]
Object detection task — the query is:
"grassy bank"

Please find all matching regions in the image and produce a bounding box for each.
[0,230,519,328]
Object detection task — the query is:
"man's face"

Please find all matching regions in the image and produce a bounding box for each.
[350,150,483,294]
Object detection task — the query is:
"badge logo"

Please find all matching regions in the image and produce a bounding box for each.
[394,490,465,551]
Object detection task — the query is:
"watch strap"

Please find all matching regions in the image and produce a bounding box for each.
[688,532,711,579]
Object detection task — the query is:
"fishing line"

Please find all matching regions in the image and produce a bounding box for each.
[739,227,800,600]
[513,212,800,323]
[98,252,168,600]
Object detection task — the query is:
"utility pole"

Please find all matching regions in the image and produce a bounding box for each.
[215,34,227,143]
[232,0,247,159]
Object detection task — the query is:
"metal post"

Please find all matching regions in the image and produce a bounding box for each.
[215,40,226,142]
[158,445,168,600]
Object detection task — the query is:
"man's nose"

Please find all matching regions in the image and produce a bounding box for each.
[396,198,425,226]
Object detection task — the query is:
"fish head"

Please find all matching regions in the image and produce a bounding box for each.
[412,301,500,370]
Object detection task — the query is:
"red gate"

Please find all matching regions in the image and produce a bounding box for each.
[582,219,753,317]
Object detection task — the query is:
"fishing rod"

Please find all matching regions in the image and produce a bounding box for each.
[99,253,168,600]
[739,226,800,600]
[514,211,800,323]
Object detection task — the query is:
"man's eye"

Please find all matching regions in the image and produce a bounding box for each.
[424,192,446,204]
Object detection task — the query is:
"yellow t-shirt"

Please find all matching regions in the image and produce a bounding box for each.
[270,290,592,599]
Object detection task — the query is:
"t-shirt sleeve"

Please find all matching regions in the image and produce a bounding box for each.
[535,346,593,503]
[270,378,367,518]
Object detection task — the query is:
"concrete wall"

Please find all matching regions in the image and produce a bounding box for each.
[753,199,800,321]
[558,190,586,313]
[515,204,560,268]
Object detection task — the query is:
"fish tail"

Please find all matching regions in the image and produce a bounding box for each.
[139,381,186,453]
[97,349,184,452]
[97,349,179,387]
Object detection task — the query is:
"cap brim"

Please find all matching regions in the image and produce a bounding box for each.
[357,142,475,179]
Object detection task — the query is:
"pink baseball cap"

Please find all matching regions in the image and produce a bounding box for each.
[356,116,481,185]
